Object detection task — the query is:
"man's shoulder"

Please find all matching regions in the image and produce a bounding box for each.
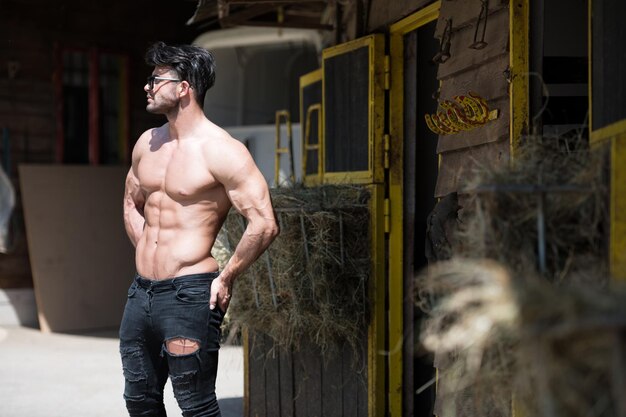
[200,122,246,153]
[131,124,168,164]
[135,124,168,150]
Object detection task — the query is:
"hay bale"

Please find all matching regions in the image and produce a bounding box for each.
[416,136,624,417]
[217,184,371,353]
[456,135,607,283]
[418,259,626,417]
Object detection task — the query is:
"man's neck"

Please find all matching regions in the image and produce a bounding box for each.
[166,103,207,140]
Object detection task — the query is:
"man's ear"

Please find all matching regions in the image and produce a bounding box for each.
[178,80,192,98]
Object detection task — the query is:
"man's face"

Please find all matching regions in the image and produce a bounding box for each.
[144,66,181,114]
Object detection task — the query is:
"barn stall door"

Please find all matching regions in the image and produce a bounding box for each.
[245,34,386,417]
[389,4,441,417]
[589,0,626,281]
[322,34,386,417]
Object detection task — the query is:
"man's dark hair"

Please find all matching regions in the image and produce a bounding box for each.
[145,41,216,105]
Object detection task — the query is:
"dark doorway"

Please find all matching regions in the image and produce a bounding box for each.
[530,0,588,141]
[402,18,439,417]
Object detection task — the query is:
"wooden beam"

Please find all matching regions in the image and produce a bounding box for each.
[222,0,325,4]
[223,17,333,30]
[219,3,276,23]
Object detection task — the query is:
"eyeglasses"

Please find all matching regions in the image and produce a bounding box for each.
[146,75,181,90]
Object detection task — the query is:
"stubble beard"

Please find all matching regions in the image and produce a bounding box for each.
[146,96,180,116]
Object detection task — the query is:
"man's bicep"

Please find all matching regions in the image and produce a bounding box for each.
[219,157,270,219]
[124,169,144,209]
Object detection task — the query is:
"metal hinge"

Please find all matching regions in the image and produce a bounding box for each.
[384,55,391,90]
[384,198,391,233]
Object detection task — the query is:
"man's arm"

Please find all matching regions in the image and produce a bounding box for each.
[123,134,147,248]
[210,139,279,311]
[123,167,145,247]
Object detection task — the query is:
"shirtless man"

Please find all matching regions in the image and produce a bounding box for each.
[120,42,279,417]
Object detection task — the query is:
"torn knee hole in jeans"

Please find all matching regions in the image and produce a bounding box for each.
[165,337,201,356]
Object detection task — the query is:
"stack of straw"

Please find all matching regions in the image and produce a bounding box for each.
[417,137,626,417]
[216,185,371,353]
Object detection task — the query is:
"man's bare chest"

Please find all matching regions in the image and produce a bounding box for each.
[137,147,217,200]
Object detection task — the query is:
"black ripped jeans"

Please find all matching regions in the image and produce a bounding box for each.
[119,273,224,417]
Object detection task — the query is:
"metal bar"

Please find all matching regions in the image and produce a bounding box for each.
[470,184,594,194]
[264,252,278,308]
[469,0,489,49]
[468,181,596,276]
[274,110,294,187]
[287,111,294,184]
[302,103,322,181]
[537,192,547,274]
[300,211,310,265]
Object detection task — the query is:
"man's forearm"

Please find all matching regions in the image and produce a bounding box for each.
[220,222,278,286]
[124,209,145,247]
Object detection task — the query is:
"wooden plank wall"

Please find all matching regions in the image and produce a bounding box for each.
[0,0,198,289]
[247,332,368,417]
[433,0,511,198]
[367,0,433,32]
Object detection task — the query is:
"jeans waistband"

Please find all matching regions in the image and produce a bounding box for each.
[134,272,219,290]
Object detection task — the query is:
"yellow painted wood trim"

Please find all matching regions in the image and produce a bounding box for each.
[389,29,405,417]
[611,134,626,281]
[509,0,529,157]
[388,4,440,415]
[368,184,386,417]
[322,34,377,60]
[389,1,440,34]
[321,34,385,185]
[322,171,372,184]
[299,68,322,88]
[371,34,386,185]
[591,119,626,144]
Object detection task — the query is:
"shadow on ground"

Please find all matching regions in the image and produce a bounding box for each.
[219,397,243,416]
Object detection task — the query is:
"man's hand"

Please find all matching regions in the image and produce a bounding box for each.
[209,276,232,313]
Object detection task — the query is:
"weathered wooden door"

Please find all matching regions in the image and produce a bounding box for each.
[245,34,386,417]
[388,3,441,416]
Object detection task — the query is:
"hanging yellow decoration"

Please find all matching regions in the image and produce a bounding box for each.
[425,91,499,135]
